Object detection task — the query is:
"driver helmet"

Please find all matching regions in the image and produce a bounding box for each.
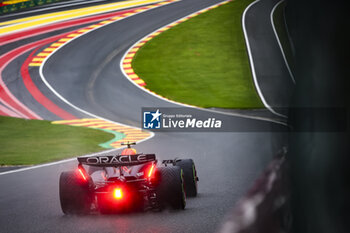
[121,147,137,155]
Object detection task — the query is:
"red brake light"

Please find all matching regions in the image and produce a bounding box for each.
[78,167,87,181]
[148,164,155,178]
[113,188,123,199]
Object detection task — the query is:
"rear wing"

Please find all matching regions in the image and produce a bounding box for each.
[77,154,156,167]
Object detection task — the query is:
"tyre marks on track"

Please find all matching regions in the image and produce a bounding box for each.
[0,0,170,35]
[0,6,144,46]
[0,0,179,119]
[22,45,78,119]
[28,0,179,67]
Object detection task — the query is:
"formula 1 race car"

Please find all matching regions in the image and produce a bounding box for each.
[59,142,198,214]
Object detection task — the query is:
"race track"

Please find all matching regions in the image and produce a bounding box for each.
[0,0,290,232]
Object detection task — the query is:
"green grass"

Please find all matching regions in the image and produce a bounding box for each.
[133,0,263,109]
[0,116,114,165]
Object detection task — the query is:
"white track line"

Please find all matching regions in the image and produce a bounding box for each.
[0,148,120,176]
[120,0,288,125]
[283,4,295,60]
[242,0,286,118]
[270,0,295,84]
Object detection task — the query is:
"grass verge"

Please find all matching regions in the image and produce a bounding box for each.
[0,116,114,165]
[133,0,263,108]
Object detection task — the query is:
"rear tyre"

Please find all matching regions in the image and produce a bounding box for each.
[175,159,198,197]
[156,166,186,210]
[59,171,93,215]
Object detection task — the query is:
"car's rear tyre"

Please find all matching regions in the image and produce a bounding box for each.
[59,171,93,215]
[175,159,198,197]
[156,166,186,210]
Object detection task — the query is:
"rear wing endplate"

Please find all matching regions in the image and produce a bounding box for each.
[77,154,156,167]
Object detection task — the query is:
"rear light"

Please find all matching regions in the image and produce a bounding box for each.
[148,164,155,178]
[78,167,87,181]
[113,188,123,199]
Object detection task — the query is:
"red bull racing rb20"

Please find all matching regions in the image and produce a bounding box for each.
[59,142,198,214]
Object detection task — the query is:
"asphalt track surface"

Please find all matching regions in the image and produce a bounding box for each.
[0,0,291,232]
[244,0,294,111]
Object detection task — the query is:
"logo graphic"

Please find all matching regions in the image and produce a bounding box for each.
[142,107,223,131]
[143,109,162,129]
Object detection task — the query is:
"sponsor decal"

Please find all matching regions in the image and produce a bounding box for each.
[80,154,155,165]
